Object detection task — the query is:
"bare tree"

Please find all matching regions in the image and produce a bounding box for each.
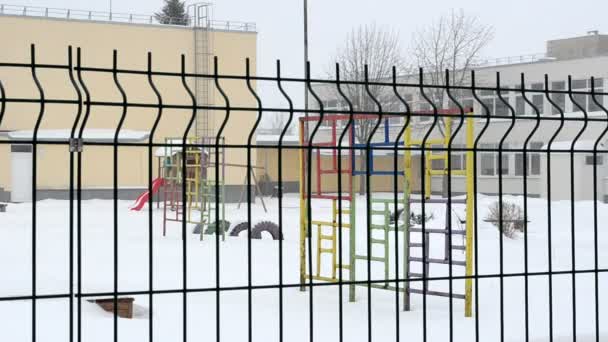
[269,113,290,135]
[331,23,407,194]
[411,9,494,113]
[411,9,493,196]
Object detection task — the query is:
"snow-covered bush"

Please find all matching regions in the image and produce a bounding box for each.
[485,200,525,238]
[409,211,434,227]
[391,208,434,226]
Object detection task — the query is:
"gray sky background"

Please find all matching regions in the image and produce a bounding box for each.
[6,0,608,127]
[9,0,608,77]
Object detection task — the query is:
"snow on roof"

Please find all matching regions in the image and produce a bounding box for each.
[255,134,299,145]
[7,129,149,142]
[154,139,208,157]
[542,140,605,151]
[415,110,608,125]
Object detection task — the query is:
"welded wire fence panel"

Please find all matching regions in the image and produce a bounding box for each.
[0,45,607,342]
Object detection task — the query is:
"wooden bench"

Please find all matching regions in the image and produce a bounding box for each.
[88,297,135,319]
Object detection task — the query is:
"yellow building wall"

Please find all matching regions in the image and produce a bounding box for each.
[0,15,257,191]
[256,148,425,193]
[256,148,301,183]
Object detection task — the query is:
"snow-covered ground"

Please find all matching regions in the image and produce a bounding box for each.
[0,194,607,341]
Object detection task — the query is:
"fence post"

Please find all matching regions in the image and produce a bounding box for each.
[464,110,475,317]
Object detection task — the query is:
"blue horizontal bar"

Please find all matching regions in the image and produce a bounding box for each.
[351,170,404,176]
[352,141,404,147]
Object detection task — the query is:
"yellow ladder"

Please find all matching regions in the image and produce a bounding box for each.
[308,199,352,282]
[407,117,469,198]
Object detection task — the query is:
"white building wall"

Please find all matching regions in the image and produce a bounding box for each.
[309,54,608,200]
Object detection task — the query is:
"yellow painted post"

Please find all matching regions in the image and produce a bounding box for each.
[315,223,322,277]
[425,151,431,198]
[404,125,412,180]
[464,111,475,317]
[331,199,337,280]
[403,125,412,310]
[349,157,356,302]
[443,117,452,175]
[299,121,307,291]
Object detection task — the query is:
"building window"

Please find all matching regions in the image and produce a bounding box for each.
[388,116,402,125]
[515,96,526,116]
[384,99,403,124]
[551,81,565,115]
[462,99,474,112]
[585,155,604,165]
[450,144,466,171]
[481,97,495,115]
[430,144,444,170]
[500,150,510,175]
[572,93,586,111]
[571,79,587,89]
[514,142,542,176]
[479,143,509,176]
[325,99,338,109]
[590,78,604,112]
[531,94,544,114]
[589,93,604,112]
[531,83,543,90]
[530,142,542,175]
[568,78,604,112]
[417,103,433,123]
[514,154,524,176]
[400,93,414,107]
[480,152,495,176]
[495,98,509,116]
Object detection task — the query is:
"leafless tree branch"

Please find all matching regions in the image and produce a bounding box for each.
[328,23,409,193]
[411,9,494,135]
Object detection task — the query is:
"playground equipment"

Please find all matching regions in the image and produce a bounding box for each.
[130,177,164,211]
[299,109,475,316]
[229,220,283,240]
[299,114,356,300]
[235,163,269,213]
[160,137,226,241]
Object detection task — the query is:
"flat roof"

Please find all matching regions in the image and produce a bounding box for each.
[7,129,149,142]
[0,4,256,33]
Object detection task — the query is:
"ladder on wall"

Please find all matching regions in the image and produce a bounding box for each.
[191,3,214,138]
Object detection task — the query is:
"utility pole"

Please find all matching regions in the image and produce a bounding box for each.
[303,0,309,120]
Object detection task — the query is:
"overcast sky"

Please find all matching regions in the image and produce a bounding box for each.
[6,0,608,126]
[9,0,608,77]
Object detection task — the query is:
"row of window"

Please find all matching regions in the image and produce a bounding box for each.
[474,79,604,116]
[321,78,605,118]
[430,143,544,177]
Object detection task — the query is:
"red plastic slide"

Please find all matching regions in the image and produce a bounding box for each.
[130,177,164,211]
